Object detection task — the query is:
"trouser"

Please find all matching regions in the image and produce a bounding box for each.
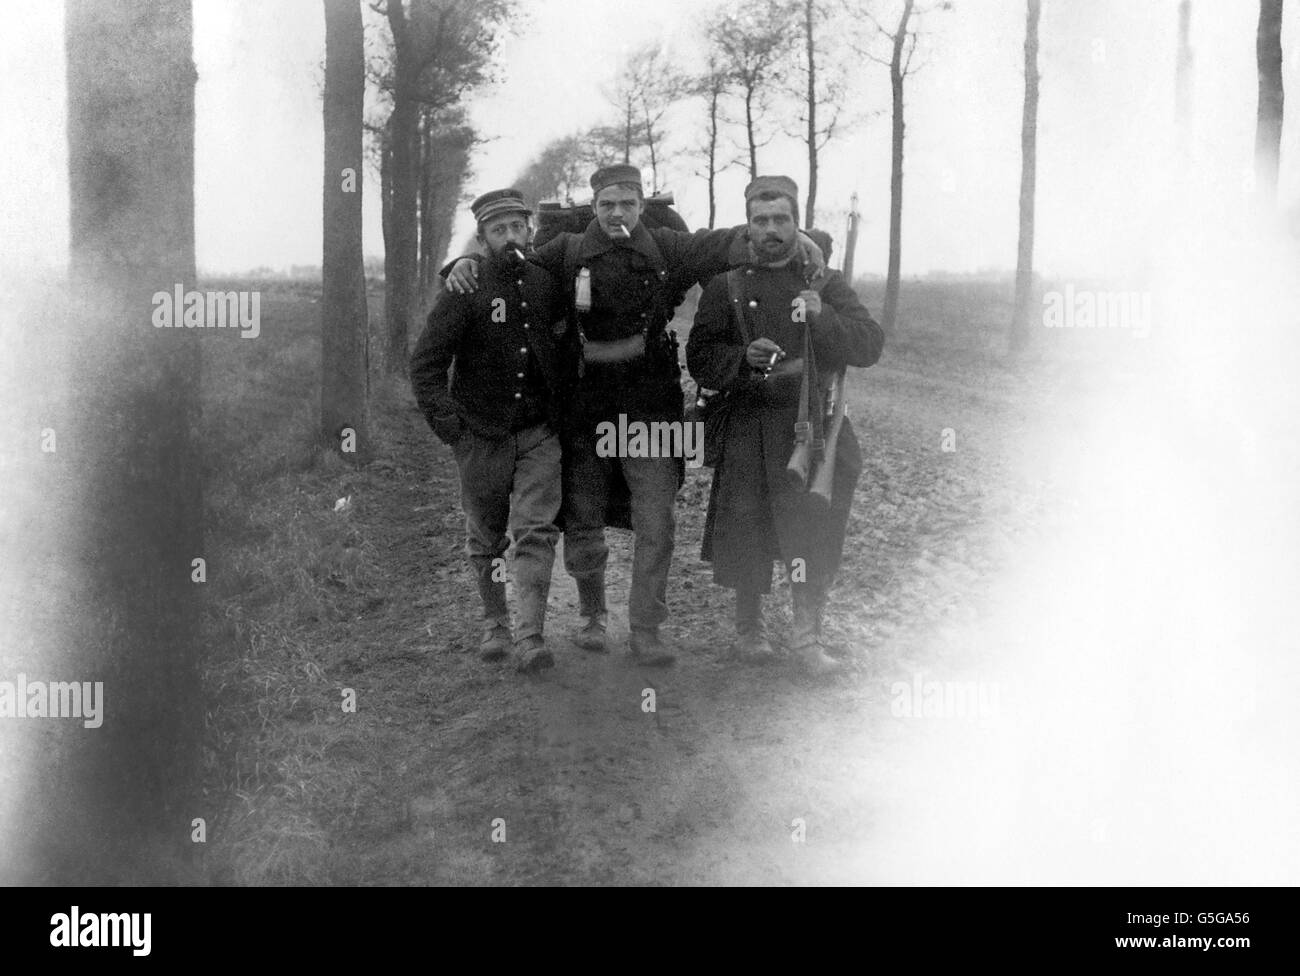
[453,423,561,641]
[737,581,827,643]
[561,438,678,632]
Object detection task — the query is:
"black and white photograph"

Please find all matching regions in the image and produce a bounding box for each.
[0,0,1296,922]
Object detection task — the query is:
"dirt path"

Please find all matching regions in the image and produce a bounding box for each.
[264,344,1035,886]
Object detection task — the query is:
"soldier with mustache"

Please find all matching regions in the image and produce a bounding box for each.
[687,176,884,674]
[446,165,827,668]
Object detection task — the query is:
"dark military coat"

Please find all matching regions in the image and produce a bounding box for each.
[410,251,571,445]
[685,261,884,593]
[531,218,748,432]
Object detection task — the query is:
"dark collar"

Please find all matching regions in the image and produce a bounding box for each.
[575,217,662,265]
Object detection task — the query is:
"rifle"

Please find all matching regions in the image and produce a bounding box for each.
[785,271,832,495]
[808,369,846,507]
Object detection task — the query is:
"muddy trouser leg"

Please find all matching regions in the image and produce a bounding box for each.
[509,423,561,641]
[455,431,512,631]
[561,438,610,618]
[621,454,678,633]
[736,588,762,635]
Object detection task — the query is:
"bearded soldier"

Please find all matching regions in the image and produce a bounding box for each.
[411,189,571,674]
[686,176,884,674]
[445,165,826,667]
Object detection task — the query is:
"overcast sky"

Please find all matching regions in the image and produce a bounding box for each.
[2,0,1297,277]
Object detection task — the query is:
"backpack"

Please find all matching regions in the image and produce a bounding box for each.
[535,191,686,250]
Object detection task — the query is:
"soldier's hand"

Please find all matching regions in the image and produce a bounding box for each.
[746,337,784,369]
[797,289,823,321]
[794,231,825,279]
[444,258,480,294]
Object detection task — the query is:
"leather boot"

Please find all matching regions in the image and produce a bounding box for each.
[733,589,776,663]
[474,569,510,662]
[515,576,551,644]
[513,634,555,674]
[629,627,676,668]
[792,583,842,675]
[572,573,609,652]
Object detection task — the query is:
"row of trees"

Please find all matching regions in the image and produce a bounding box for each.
[515,0,884,229]
[321,0,511,468]
[513,0,947,332]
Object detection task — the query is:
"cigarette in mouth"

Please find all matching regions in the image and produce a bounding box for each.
[616,224,631,238]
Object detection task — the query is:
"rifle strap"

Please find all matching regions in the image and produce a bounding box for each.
[725,268,751,344]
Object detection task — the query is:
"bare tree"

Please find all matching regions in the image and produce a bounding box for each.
[323,0,371,461]
[786,0,862,227]
[634,45,689,192]
[370,0,512,375]
[512,134,591,207]
[857,0,949,331]
[600,57,644,167]
[598,44,688,191]
[418,106,475,297]
[710,0,796,179]
[1009,0,1041,356]
[1255,0,1285,202]
[691,55,731,228]
[62,0,201,878]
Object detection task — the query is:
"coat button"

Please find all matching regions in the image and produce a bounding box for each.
[514,392,522,400]
[517,371,524,378]
[745,269,754,276]
[748,299,758,308]
[519,346,527,354]
[516,279,524,286]
[523,323,530,329]
[520,301,529,309]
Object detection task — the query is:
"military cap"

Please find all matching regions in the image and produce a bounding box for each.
[744,174,800,204]
[590,164,643,195]
[470,187,530,225]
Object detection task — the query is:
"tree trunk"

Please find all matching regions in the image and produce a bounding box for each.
[59,0,201,880]
[745,86,759,179]
[1175,0,1193,163]
[624,101,635,164]
[1255,0,1285,202]
[322,0,370,462]
[1009,0,1041,355]
[418,112,435,303]
[707,86,719,228]
[645,110,659,192]
[804,0,818,228]
[383,0,419,376]
[883,0,913,332]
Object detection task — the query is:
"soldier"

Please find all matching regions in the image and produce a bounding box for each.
[445,164,826,668]
[686,176,884,675]
[410,188,571,674]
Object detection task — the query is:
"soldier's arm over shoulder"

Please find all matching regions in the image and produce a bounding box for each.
[686,274,752,393]
[655,225,750,286]
[530,232,570,280]
[811,272,885,370]
[410,290,470,444]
